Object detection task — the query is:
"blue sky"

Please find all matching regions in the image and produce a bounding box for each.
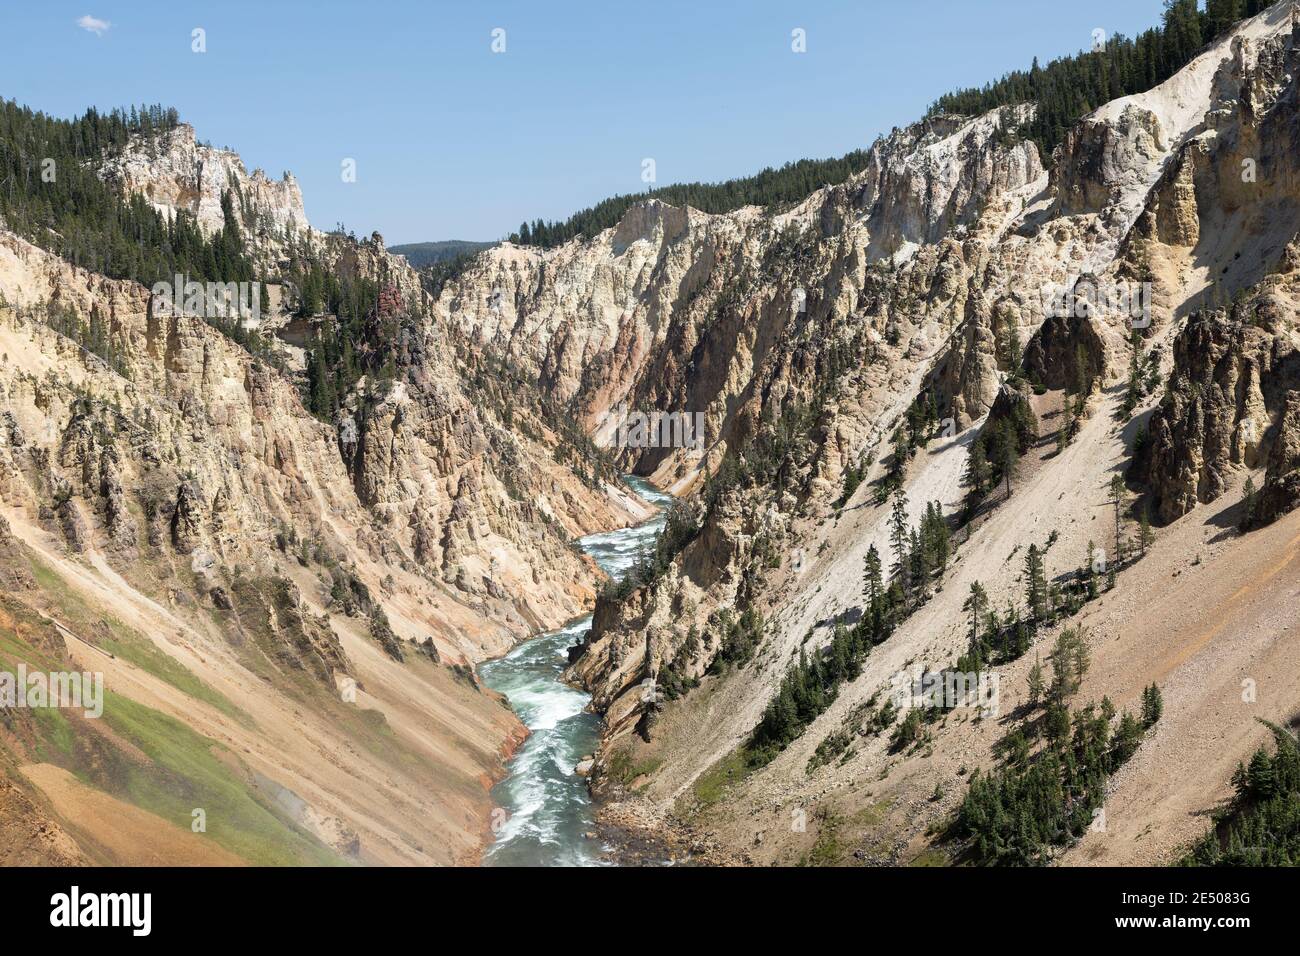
[2,1,1169,244]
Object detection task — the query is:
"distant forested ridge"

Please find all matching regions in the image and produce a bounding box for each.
[509,0,1265,250]
[928,0,1271,159]
[507,150,871,250]
[389,239,495,269]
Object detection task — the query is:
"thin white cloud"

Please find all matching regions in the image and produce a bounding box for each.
[77,15,110,36]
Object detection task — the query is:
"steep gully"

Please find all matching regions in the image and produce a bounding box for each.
[480,476,673,866]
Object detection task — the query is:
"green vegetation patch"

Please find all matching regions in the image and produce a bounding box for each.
[691,747,754,809]
[607,749,662,787]
[100,691,341,866]
[1181,720,1300,867]
[97,623,254,728]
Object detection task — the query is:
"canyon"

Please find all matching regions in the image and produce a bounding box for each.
[437,0,1300,865]
[1,1,1299,868]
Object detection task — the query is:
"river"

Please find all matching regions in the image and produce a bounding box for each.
[479,475,674,866]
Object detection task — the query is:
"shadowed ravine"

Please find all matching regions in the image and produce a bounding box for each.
[479,476,674,866]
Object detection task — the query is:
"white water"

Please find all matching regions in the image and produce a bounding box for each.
[479,476,674,866]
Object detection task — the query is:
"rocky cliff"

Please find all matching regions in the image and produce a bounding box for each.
[0,115,648,864]
[440,1,1300,866]
[99,123,308,266]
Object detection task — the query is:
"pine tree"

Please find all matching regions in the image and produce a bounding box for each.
[1141,683,1164,728]
[967,441,990,497]
[996,313,1023,371]
[1058,392,1077,453]
[1138,506,1155,556]
[1245,746,1276,799]
[1010,400,1039,452]
[1084,538,1099,588]
[863,544,883,604]
[1112,711,1145,765]
[1024,544,1048,623]
[1027,655,1045,709]
[1109,474,1127,564]
[999,425,1019,496]
[966,581,988,650]
[1162,0,1204,74]
[1206,0,1246,38]
[1048,627,1089,703]
[1123,331,1144,416]
[889,488,910,586]
[1007,320,1022,376]
[307,338,336,417]
[1241,477,1258,531]
[909,528,930,600]
[300,268,324,316]
[1073,343,1092,406]
[1072,631,1091,689]
[927,501,950,572]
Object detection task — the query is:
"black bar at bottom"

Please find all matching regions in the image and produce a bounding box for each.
[0,865,1283,941]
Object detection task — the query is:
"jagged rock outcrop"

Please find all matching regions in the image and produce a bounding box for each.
[429,104,1081,745]
[57,497,91,553]
[1143,293,1300,522]
[1,179,634,659]
[1022,306,1108,391]
[1053,105,1168,222]
[1258,389,1300,520]
[857,106,1044,259]
[229,576,352,685]
[169,478,207,554]
[99,123,308,254]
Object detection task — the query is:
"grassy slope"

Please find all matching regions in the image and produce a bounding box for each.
[1,555,342,865]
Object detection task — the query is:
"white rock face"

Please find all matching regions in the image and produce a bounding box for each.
[100,123,308,237]
[855,105,1045,259]
[435,101,1054,491]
